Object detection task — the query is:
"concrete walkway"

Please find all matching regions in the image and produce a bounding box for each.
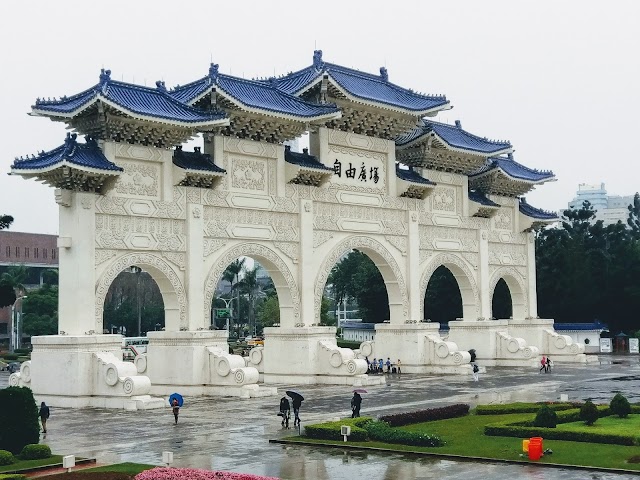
[2,355,639,479]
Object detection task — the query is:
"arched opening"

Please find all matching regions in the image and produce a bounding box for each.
[327,250,390,327]
[212,257,280,340]
[316,237,408,325]
[423,266,463,324]
[204,243,299,331]
[491,278,513,319]
[103,268,165,336]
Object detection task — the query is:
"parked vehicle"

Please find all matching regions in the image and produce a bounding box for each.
[7,362,21,373]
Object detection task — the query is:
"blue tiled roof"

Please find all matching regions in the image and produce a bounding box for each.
[396,165,435,185]
[519,198,558,220]
[32,69,227,125]
[274,51,449,113]
[172,146,225,173]
[396,119,512,154]
[171,64,340,120]
[284,146,332,171]
[11,133,122,172]
[554,321,608,331]
[470,154,555,183]
[468,190,499,207]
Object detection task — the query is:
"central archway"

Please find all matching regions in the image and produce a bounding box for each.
[204,243,300,328]
[489,267,528,319]
[315,236,408,324]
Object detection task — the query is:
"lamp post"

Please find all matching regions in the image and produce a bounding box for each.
[9,295,27,353]
[215,297,233,333]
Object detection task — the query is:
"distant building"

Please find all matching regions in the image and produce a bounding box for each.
[0,231,58,341]
[567,183,634,226]
[341,321,375,343]
[554,321,608,354]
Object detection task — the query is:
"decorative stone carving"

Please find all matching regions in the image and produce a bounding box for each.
[224,137,278,158]
[95,249,117,266]
[231,157,266,192]
[313,231,334,248]
[81,197,93,209]
[274,242,299,263]
[203,239,227,258]
[192,207,202,218]
[420,253,480,319]
[328,129,389,153]
[161,252,186,271]
[493,209,513,231]
[488,243,527,266]
[419,226,479,252]
[95,215,186,252]
[432,187,456,212]
[314,203,407,235]
[314,236,409,322]
[203,207,298,241]
[203,243,300,323]
[385,236,408,256]
[95,253,187,331]
[115,162,160,197]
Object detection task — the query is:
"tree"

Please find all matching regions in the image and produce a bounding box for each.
[0,265,27,308]
[0,386,40,453]
[579,400,599,426]
[257,295,280,329]
[0,215,13,231]
[222,259,245,337]
[533,405,557,428]
[609,393,631,418]
[22,284,58,336]
[627,192,640,235]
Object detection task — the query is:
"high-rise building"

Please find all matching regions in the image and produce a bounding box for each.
[567,183,634,226]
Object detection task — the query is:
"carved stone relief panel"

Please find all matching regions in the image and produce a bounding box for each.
[95,249,117,266]
[314,236,409,322]
[493,208,514,231]
[328,129,390,153]
[488,243,527,266]
[95,192,185,220]
[229,155,268,194]
[313,203,407,235]
[419,226,479,252]
[430,170,465,186]
[432,186,457,213]
[223,137,278,158]
[95,215,186,251]
[203,206,298,241]
[203,239,228,258]
[313,231,334,249]
[114,144,165,162]
[488,231,528,244]
[274,242,299,263]
[385,236,408,256]
[113,161,161,199]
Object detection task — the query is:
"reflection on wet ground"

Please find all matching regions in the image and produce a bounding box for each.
[1,355,639,479]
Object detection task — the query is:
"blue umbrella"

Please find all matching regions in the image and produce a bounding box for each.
[169,393,183,407]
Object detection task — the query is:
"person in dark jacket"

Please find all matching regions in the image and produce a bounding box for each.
[279,396,291,428]
[172,399,180,425]
[351,392,362,418]
[39,402,50,434]
[292,396,302,427]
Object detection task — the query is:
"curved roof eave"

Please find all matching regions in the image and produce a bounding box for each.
[471,167,556,184]
[11,159,123,177]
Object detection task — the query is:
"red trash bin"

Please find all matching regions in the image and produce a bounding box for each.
[528,438,542,460]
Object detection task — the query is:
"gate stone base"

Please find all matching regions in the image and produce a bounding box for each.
[11,335,164,410]
[144,330,277,398]
[256,326,385,386]
[360,323,472,374]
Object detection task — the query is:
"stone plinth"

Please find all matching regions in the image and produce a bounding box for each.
[144,330,276,398]
[10,335,164,410]
[364,323,471,374]
[258,326,383,385]
[508,319,598,363]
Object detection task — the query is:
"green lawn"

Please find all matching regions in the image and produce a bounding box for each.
[0,455,64,473]
[83,463,155,474]
[556,415,640,437]
[289,412,640,471]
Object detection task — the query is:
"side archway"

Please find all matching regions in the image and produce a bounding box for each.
[95,253,186,333]
[315,236,408,324]
[203,243,300,328]
[421,253,479,320]
[489,267,528,319]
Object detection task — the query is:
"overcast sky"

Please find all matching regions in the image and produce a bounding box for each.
[1,0,638,234]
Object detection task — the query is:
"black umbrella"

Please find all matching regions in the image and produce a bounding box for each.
[286,390,304,402]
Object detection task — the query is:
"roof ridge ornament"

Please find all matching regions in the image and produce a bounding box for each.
[313,50,324,71]
[380,67,388,82]
[99,69,111,86]
[455,120,462,129]
[156,80,167,92]
[268,76,277,88]
[209,63,219,82]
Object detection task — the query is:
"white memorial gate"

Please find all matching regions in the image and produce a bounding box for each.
[8,52,592,409]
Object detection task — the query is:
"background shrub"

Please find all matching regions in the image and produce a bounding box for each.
[0,450,15,466]
[364,421,443,447]
[533,405,558,428]
[2,355,18,361]
[19,444,51,460]
[304,417,370,442]
[12,349,30,356]
[0,387,40,454]
[475,402,576,415]
[580,400,599,426]
[379,404,469,427]
[610,393,631,418]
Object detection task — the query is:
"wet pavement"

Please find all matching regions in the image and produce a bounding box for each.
[2,355,640,479]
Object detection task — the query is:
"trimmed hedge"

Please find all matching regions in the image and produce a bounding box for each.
[19,444,51,460]
[304,417,371,442]
[533,405,557,428]
[0,451,15,466]
[0,387,40,454]
[0,475,27,480]
[2,355,18,362]
[379,404,469,427]
[475,402,578,415]
[365,421,443,447]
[610,393,631,418]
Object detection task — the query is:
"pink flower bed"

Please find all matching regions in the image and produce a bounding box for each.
[135,467,279,480]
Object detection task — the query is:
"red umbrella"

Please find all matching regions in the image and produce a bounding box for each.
[353,389,368,393]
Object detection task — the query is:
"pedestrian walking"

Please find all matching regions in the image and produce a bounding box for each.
[292,395,302,427]
[539,355,547,373]
[279,396,291,428]
[351,392,362,418]
[472,363,479,382]
[546,356,552,373]
[172,398,180,425]
[39,402,50,434]
[397,359,402,374]
[365,356,370,373]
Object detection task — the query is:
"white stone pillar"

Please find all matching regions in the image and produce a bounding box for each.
[406,210,421,321]
[386,138,397,198]
[526,231,538,318]
[275,144,286,197]
[186,200,204,330]
[478,229,491,320]
[310,127,330,166]
[57,190,97,335]
[297,199,314,327]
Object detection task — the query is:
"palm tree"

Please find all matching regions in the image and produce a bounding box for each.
[0,214,13,230]
[222,258,245,337]
[238,267,259,336]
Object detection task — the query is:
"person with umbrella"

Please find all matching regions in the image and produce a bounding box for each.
[287,391,303,427]
[278,396,291,428]
[351,390,364,418]
[169,393,183,425]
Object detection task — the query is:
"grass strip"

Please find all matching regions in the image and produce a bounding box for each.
[82,463,155,474]
[0,456,64,473]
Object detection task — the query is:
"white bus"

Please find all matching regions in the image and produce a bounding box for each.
[122,336,149,360]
